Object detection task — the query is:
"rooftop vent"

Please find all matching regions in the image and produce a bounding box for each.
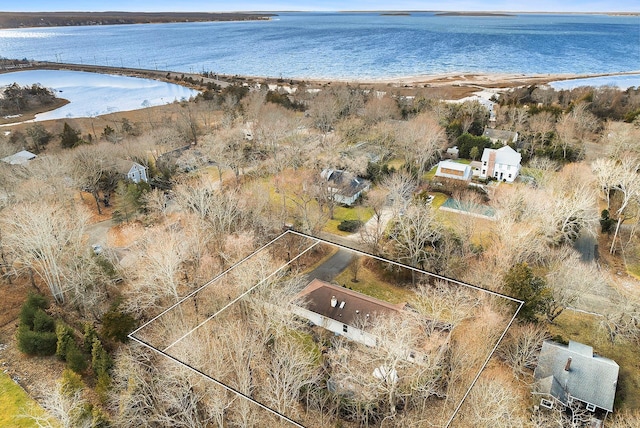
[339,301,346,309]
[330,296,337,308]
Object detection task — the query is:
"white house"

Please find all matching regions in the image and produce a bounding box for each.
[321,169,371,206]
[292,279,406,347]
[434,160,472,182]
[127,162,148,184]
[480,145,521,182]
[534,340,619,420]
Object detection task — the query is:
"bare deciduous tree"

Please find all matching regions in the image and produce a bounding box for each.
[381,170,417,217]
[262,337,321,417]
[497,323,549,378]
[592,155,640,253]
[395,112,446,178]
[453,376,527,428]
[2,200,90,304]
[393,202,443,283]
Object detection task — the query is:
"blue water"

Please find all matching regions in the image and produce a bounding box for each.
[1,12,638,80]
[549,73,640,89]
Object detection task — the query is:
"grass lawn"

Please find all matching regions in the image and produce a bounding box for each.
[334,264,414,304]
[196,165,233,183]
[625,244,640,280]
[386,158,405,170]
[430,192,449,209]
[424,164,438,181]
[628,263,640,280]
[0,371,53,428]
[323,205,375,236]
[548,310,640,411]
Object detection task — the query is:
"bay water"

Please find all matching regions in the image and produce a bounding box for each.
[1,12,638,80]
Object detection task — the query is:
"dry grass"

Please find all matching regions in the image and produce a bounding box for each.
[108,222,145,247]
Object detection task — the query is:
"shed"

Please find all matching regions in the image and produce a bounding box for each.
[1,150,37,165]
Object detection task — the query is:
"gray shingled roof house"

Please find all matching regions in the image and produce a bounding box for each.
[533,340,619,419]
[483,127,518,145]
[320,169,371,206]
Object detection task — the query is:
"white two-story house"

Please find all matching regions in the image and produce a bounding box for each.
[480,145,521,183]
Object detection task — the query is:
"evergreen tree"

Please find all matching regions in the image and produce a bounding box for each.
[504,262,551,322]
[83,323,99,354]
[60,122,82,148]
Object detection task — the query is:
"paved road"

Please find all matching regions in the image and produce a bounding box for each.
[574,229,598,263]
[305,248,354,283]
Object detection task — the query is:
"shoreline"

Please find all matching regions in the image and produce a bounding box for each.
[0,12,275,30]
[3,61,639,89]
[1,62,639,125]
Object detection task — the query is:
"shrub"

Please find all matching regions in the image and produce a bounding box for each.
[600,209,615,234]
[16,326,57,356]
[91,338,113,378]
[32,309,55,333]
[91,406,112,427]
[337,219,363,232]
[19,293,48,329]
[83,323,99,354]
[60,368,84,396]
[101,308,136,343]
[56,322,75,360]
[66,340,88,374]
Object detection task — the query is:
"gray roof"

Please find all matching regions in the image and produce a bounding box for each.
[321,169,371,198]
[534,340,619,412]
[483,128,518,143]
[480,145,521,167]
[1,150,37,165]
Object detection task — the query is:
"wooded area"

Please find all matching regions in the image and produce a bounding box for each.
[0,73,639,427]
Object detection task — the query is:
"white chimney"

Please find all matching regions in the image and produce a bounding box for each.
[330,296,337,308]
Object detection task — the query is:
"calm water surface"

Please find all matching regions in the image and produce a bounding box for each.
[1,12,638,80]
[0,70,198,121]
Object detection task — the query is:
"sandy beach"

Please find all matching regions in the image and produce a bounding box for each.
[4,60,639,91]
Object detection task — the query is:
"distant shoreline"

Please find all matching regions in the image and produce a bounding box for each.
[2,60,639,90]
[0,12,275,29]
[435,12,515,17]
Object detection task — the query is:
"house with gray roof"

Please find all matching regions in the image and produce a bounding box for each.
[321,168,370,206]
[533,340,619,420]
[483,127,518,145]
[127,162,148,184]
